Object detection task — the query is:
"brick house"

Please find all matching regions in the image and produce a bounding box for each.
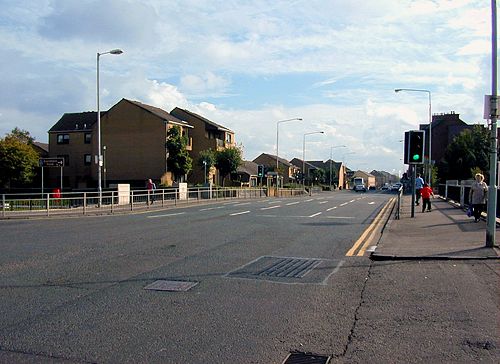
[170,107,235,185]
[252,153,300,185]
[48,99,193,189]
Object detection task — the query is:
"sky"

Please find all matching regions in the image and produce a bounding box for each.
[0,0,493,175]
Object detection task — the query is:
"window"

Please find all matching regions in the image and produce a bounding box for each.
[84,154,92,166]
[84,133,92,144]
[57,134,70,144]
[225,133,232,143]
[57,155,69,166]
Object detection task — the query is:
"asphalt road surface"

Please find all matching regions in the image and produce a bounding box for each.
[2,190,496,363]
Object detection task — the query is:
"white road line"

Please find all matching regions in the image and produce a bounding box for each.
[286,201,300,206]
[230,210,251,216]
[340,202,349,206]
[223,201,240,205]
[268,200,283,204]
[349,199,356,203]
[325,216,355,219]
[309,212,322,218]
[319,201,328,204]
[261,205,281,210]
[326,206,338,211]
[305,199,314,202]
[368,202,375,205]
[148,212,186,218]
[199,206,224,211]
[233,202,251,206]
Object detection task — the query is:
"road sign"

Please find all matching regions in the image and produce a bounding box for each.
[39,158,64,167]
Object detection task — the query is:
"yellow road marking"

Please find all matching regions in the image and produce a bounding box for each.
[346,198,395,257]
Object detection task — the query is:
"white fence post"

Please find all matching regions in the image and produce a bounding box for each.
[83,192,87,215]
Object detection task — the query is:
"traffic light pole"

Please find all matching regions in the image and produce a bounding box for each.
[410,164,416,218]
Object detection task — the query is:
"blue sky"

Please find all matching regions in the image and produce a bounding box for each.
[0,0,493,174]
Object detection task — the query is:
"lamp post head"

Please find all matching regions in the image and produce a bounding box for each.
[394,89,402,93]
[109,49,123,55]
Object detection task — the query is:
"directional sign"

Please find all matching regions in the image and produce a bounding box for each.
[39,158,64,167]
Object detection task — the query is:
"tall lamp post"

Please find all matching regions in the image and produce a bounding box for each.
[276,118,302,187]
[486,0,497,247]
[330,145,346,189]
[395,88,432,184]
[302,131,324,187]
[97,48,123,202]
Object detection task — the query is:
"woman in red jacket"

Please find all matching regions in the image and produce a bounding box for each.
[420,183,434,212]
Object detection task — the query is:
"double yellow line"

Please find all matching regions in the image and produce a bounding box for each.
[346,198,395,257]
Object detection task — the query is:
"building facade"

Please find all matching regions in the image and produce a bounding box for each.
[170,107,235,185]
[48,99,193,189]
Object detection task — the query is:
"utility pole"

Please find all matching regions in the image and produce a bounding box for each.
[486,0,498,247]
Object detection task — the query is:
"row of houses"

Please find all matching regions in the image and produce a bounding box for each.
[45,99,235,189]
[40,98,471,190]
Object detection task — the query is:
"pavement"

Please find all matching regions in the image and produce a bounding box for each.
[373,195,500,260]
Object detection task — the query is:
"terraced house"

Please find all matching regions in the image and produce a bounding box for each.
[48,99,193,189]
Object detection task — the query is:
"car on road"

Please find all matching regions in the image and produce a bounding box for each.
[390,183,402,191]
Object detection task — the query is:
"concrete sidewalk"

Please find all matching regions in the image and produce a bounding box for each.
[372,195,500,260]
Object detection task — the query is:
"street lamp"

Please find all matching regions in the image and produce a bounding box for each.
[330,145,346,189]
[97,48,123,202]
[394,88,432,184]
[302,131,325,187]
[276,118,302,186]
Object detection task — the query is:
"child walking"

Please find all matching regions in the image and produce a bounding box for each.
[420,183,434,212]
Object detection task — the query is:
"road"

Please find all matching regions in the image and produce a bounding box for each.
[0,190,395,363]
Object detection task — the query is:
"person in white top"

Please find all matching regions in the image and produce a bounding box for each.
[469,173,488,222]
[415,173,425,206]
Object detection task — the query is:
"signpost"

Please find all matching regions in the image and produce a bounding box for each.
[39,158,64,195]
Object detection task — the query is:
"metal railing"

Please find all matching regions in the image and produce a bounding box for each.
[1,187,278,219]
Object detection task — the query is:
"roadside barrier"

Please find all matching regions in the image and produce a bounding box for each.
[0,187,306,219]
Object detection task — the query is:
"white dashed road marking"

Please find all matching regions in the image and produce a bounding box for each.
[230,210,251,216]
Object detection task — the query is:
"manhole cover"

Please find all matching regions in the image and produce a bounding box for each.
[227,256,341,284]
[144,280,198,292]
[282,351,330,364]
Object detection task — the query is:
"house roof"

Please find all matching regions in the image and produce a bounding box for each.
[123,99,192,128]
[237,160,259,175]
[289,158,319,170]
[171,107,233,133]
[48,112,101,133]
[254,153,293,167]
[33,142,49,153]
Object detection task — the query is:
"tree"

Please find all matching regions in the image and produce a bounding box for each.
[311,168,326,185]
[215,146,243,186]
[198,149,216,182]
[441,125,489,182]
[0,129,39,188]
[166,126,192,182]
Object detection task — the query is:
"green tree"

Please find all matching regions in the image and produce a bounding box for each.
[198,149,215,182]
[166,126,192,182]
[311,168,326,185]
[441,125,489,182]
[215,146,242,186]
[0,129,39,188]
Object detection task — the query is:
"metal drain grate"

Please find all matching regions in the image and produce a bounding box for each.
[227,256,341,284]
[282,351,330,364]
[257,257,321,278]
[144,280,198,292]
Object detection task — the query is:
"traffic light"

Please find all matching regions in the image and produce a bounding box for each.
[257,165,264,177]
[404,130,425,164]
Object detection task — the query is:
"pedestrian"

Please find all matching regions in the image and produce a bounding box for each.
[420,183,434,212]
[469,173,488,222]
[146,178,156,204]
[415,173,424,205]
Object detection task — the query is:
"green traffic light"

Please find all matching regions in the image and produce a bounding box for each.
[412,154,420,161]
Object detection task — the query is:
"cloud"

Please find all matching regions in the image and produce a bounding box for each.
[38,0,159,45]
[179,72,231,96]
